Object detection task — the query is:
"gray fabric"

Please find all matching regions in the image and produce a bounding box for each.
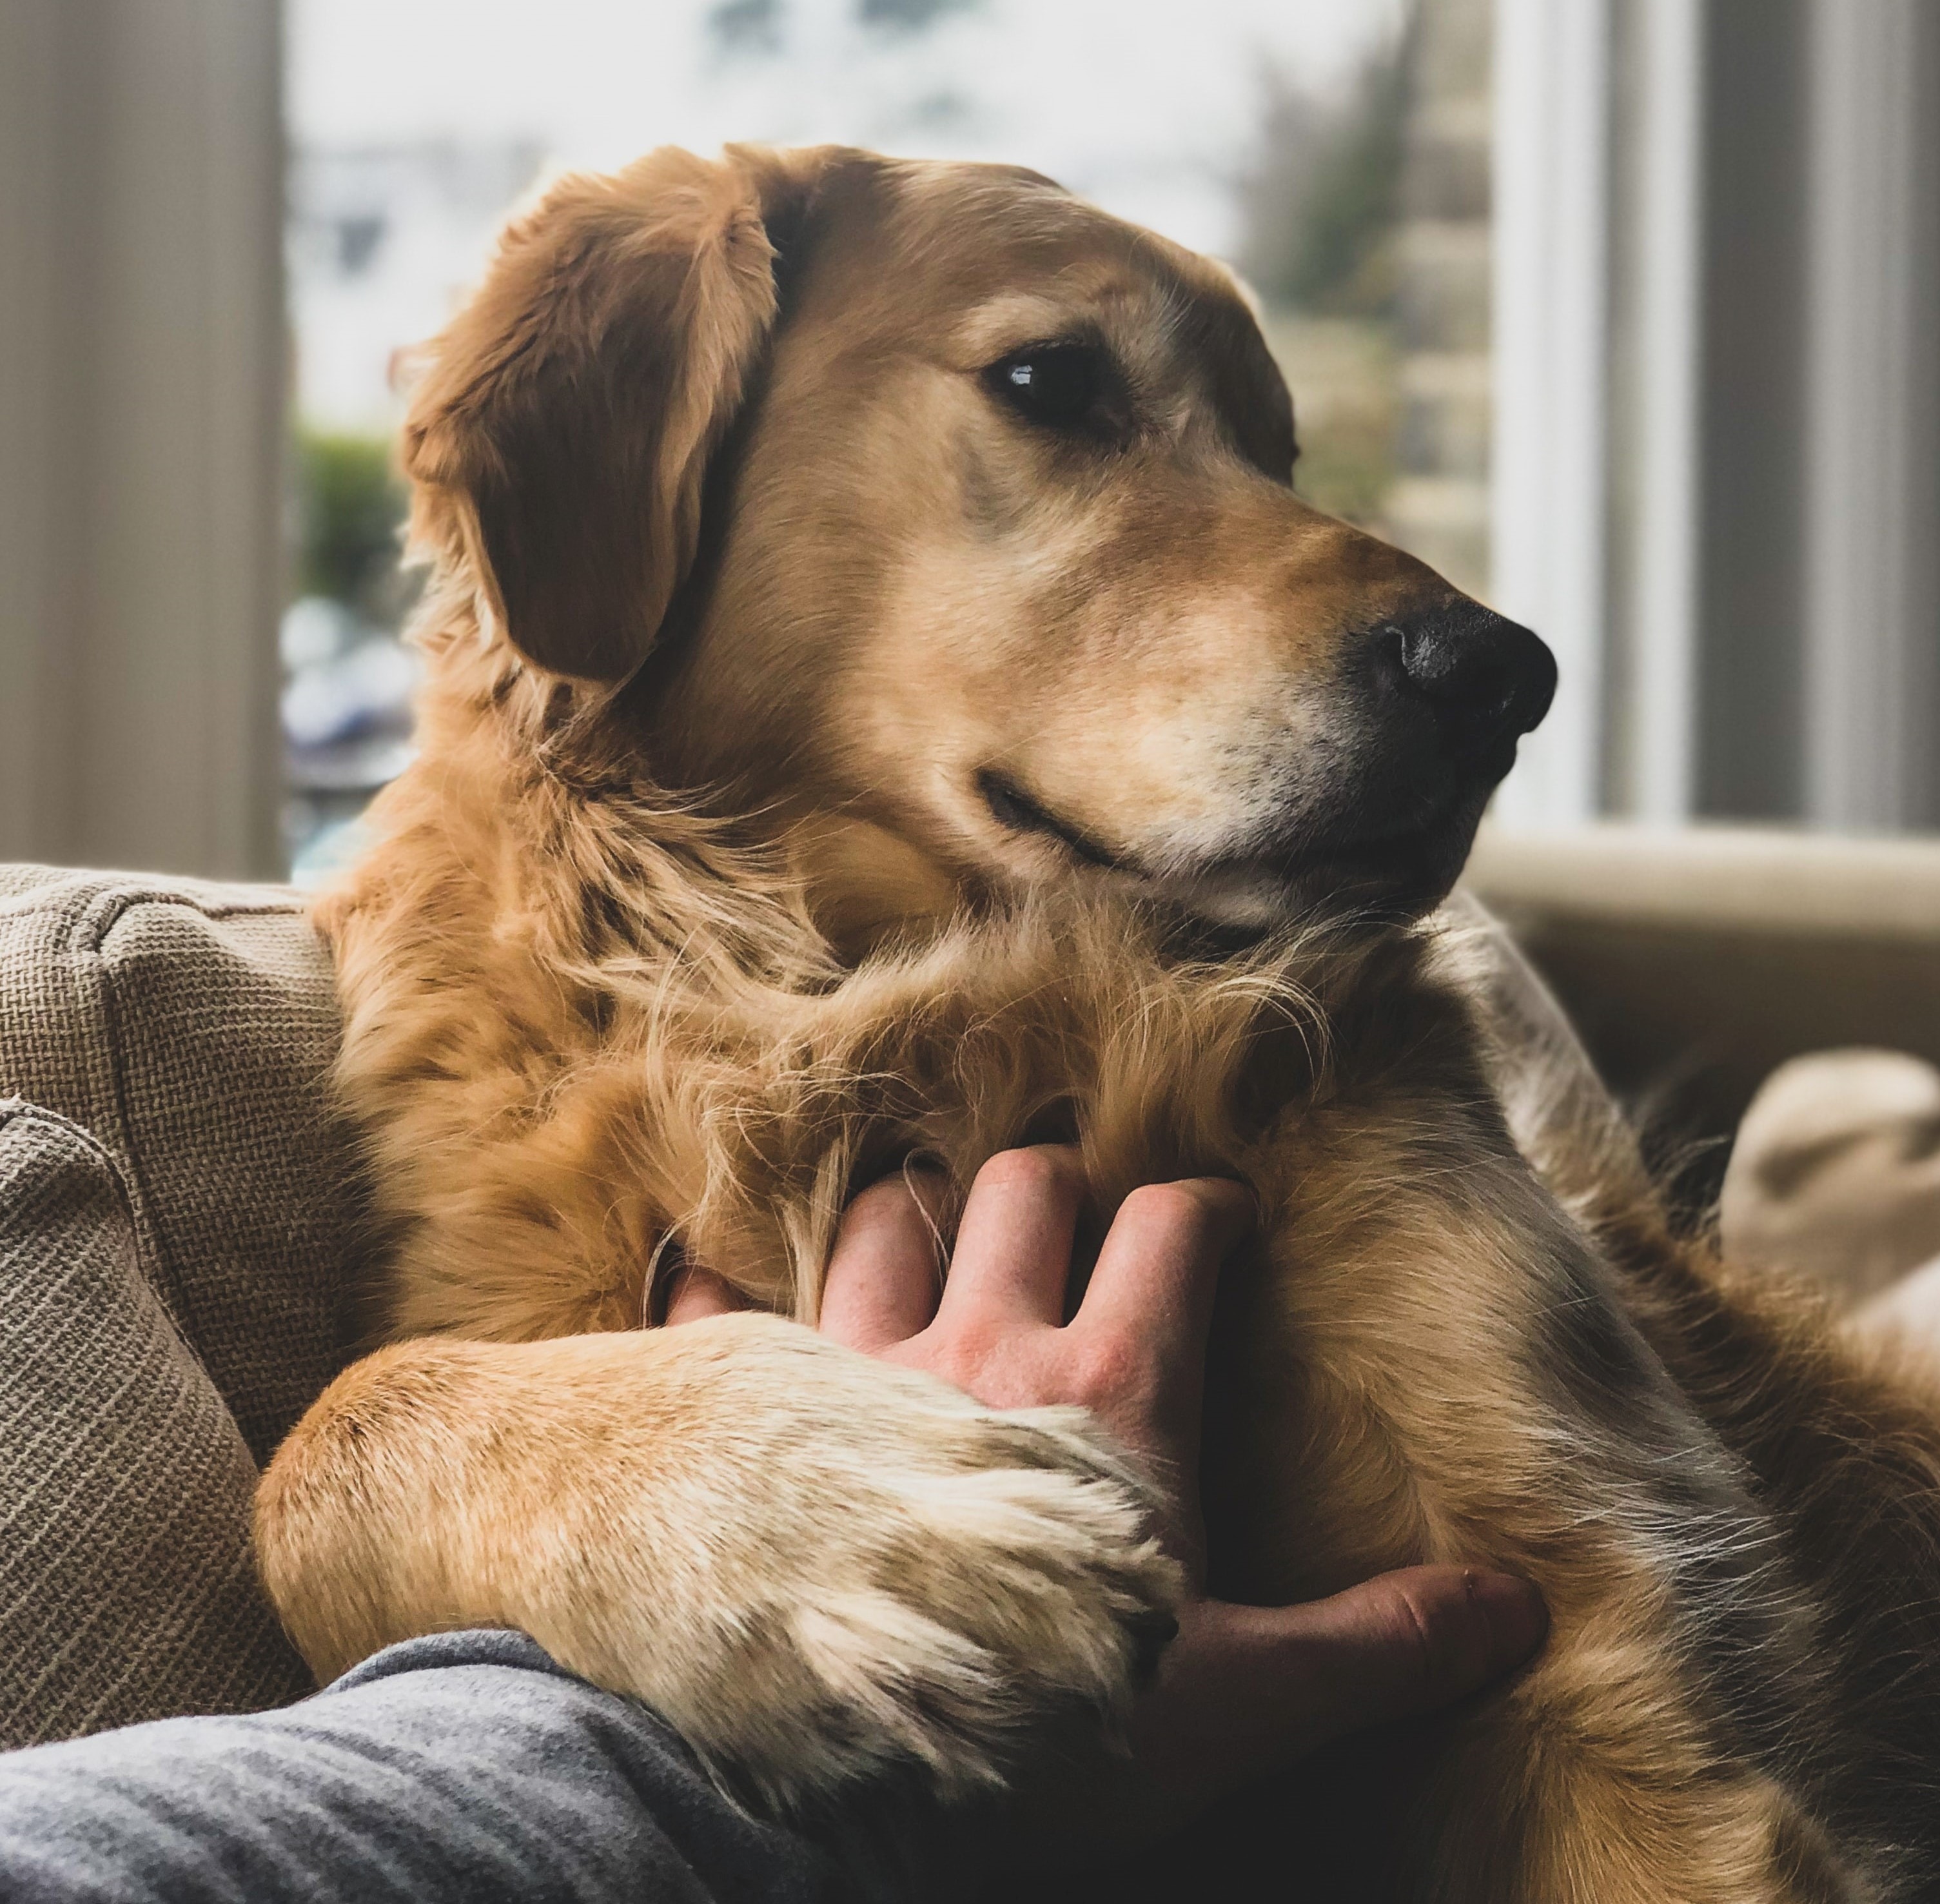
[0,1629,859,1904]
[0,865,369,1745]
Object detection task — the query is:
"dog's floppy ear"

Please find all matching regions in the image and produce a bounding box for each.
[403,145,831,682]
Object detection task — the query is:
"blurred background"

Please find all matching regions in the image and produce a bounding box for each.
[1,0,1937,887]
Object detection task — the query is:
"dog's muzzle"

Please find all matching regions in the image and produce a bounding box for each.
[1237,602,1558,918]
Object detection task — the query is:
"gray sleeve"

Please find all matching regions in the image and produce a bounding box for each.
[0,1630,856,1904]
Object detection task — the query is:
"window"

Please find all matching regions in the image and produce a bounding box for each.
[288,0,1940,875]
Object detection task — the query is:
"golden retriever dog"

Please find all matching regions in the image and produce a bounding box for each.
[255,146,1940,1899]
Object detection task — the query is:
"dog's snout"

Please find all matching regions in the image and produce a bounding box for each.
[1386,606,1556,758]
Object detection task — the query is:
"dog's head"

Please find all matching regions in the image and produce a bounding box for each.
[404,145,1553,939]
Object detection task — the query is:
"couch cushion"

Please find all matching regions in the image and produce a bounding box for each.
[0,865,364,1463]
[0,1102,314,1745]
[0,865,368,1739]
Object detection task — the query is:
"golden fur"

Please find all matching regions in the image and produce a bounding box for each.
[256,146,1940,1899]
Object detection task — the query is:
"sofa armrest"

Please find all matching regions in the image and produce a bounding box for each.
[1465,825,1940,1153]
[0,1099,313,1745]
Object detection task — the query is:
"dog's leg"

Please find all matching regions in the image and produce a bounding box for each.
[1444,900,1940,1886]
[255,1313,1180,1817]
[1406,1647,1877,1904]
[1217,1087,1888,1902]
[1435,892,1658,1223]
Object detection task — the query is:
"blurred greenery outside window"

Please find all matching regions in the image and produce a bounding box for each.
[282,431,418,882]
[1239,29,1411,533]
[284,1,1424,879]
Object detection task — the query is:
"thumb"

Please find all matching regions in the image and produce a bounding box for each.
[1284,1565,1549,1744]
[1128,1567,1547,1824]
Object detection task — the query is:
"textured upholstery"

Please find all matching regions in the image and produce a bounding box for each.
[0,865,367,1745]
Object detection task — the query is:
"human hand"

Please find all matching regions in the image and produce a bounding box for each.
[664,1148,1547,1827]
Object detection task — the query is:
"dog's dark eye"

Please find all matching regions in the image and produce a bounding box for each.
[986,345,1110,431]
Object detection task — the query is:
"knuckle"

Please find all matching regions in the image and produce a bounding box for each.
[1070,1333,1153,1410]
[845,1173,914,1220]
[1379,1573,1473,1697]
[1389,1580,1442,1688]
[1121,1177,1252,1248]
[975,1144,1082,1200]
[1118,1181,1210,1236]
[930,1348,983,1393]
[924,1319,1003,1385]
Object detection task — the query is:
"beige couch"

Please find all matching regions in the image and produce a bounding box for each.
[1467,824,1940,1146]
[0,865,366,1747]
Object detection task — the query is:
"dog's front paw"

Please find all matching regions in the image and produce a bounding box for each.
[260,1314,1182,1818]
[527,1316,1182,1814]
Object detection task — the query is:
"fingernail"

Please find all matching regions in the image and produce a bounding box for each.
[1467,1570,1549,1666]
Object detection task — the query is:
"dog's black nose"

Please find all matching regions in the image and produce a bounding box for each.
[1388,604,1556,758]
